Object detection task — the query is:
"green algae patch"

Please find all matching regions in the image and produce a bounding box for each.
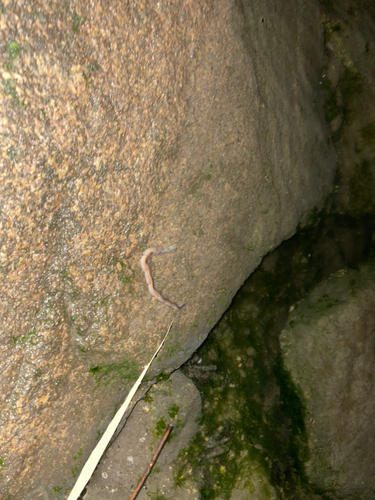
[72,447,84,461]
[153,371,170,384]
[189,163,215,195]
[168,404,179,419]
[4,40,23,71]
[12,327,36,347]
[147,490,170,500]
[273,354,310,480]
[7,41,21,59]
[71,10,85,33]
[89,358,139,385]
[70,466,79,478]
[7,147,17,162]
[178,215,372,499]
[153,416,167,437]
[2,79,21,106]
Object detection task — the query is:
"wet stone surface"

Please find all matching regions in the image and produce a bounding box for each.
[0,0,336,497]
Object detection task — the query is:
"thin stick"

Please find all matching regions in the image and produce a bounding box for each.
[67,319,174,500]
[129,424,173,500]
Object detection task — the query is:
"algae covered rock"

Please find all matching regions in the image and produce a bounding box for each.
[280,262,375,499]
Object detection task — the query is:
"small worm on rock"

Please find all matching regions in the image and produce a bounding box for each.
[140,246,185,311]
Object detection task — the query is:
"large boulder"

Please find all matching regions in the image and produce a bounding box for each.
[281,261,375,499]
[0,0,335,497]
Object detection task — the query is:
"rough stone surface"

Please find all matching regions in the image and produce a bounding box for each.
[321,0,375,218]
[0,0,335,497]
[220,466,278,500]
[84,370,202,500]
[280,261,375,499]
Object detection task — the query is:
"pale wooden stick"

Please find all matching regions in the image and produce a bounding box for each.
[67,319,174,500]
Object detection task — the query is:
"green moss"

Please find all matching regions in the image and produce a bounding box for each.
[2,79,21,106]
[118,273,133,284]
[87,63,99,73]
[89,358,139,385]
[175,426,243,500]
[168,404,179,419]
[175,431,205,485]
[323,20,341,43]
[8,41,21,59]
[190,163,214,194]
[154,417,167,437]
[7,147,16,162]
[177,215,371,498]
[154,371,170,383]
[12,326,36,346]
[4,40,22,71]
[71,10,85,33]
[108,258,133,284]
[73,447,84,461]
[163,342,181,356]
[174,472,186,488]
[143,391,154,404]
[273,355,309,477]
[70,466,79,478]
[83,63,100,86]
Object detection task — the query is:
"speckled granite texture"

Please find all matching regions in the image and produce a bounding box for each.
[0,0,335,497]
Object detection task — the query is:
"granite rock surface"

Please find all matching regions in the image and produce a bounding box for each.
[0,0,335,497]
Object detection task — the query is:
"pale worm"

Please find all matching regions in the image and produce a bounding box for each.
[140,246,185,311]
